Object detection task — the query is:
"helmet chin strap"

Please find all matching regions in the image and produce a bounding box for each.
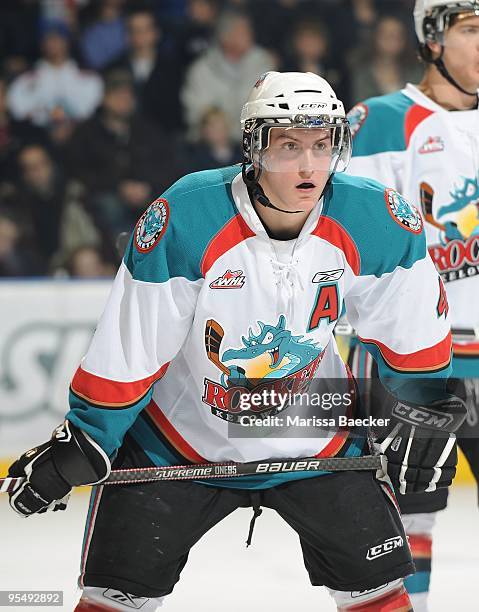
[242,164,331,215]
[434,47,479,98]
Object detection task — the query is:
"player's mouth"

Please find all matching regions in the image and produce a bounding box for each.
[268,346,280,366]
[296,182,317,192]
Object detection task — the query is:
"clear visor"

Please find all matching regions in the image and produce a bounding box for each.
[252,124,351,174]
[433,8,479,47]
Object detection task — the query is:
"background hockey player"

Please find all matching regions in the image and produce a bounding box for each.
[6,71,466,612]
[346,1,479,609]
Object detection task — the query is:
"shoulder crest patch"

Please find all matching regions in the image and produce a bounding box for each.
[347,103,368,138]
[135,198,170,253]
[384,188,423,234]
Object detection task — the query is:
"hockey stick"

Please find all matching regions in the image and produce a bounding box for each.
[419,181,446,231]
[0,455,384,492]
[205,319,231,376]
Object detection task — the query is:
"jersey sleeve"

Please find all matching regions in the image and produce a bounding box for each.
[346,96,411,192]
[341,185,452,404]
[65,198,201,456]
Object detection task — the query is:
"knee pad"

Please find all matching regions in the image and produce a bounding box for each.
[329,579,412,610]
[76,587,164,611]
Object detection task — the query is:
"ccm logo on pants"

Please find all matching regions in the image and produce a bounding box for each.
[366,536,404,560]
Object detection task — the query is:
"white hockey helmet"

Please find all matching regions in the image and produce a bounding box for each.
[241,71,351,174]
[414,0,479,44]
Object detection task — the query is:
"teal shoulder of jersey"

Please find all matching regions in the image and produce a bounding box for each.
[324,173,427,276]
[348,91,415,156]
[123,165,242,283]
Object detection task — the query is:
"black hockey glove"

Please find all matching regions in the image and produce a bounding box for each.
[8,421,110,517]
[375,396,466,494]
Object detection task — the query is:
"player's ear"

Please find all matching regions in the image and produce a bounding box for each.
[427,40,442,59]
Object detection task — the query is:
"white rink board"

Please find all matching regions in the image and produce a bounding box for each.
[0,280,112,456]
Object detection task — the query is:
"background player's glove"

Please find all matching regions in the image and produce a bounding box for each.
[8,421,111,517]
[375,397,466,494]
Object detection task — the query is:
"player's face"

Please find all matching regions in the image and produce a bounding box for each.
[257,128,332,213]
[439,16,479,88]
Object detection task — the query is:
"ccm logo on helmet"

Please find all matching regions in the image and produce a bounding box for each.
[392,402,453,429]
[366,536,404,561]
[298,103,327,109]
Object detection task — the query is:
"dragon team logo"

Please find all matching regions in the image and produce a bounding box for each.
[135,198,169,253]
[424,177,479,283]
[202,316,324,422]
[385,188,423,234]
[347,103,368,138]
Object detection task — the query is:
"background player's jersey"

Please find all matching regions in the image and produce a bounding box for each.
[65,165,451,488]
[348,83,479,377]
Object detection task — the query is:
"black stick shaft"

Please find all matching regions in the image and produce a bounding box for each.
[0,455,383,492]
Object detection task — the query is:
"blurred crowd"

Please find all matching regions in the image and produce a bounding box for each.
[0,0,420,278]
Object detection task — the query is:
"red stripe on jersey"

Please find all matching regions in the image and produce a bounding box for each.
[408,534,432,558]
[201,213,255,276]
[146,400,208,463]
[311,216,361,275]
[358,332,451,372]
[71,363,170,407]
[404,104,434,147]
[453,342,479,357]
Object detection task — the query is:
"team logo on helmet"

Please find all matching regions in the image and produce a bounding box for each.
[385,189,423,234]
[135,198,169,253]
[347,103,368,138]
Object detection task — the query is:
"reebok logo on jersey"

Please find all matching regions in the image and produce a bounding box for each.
[102,589,149,609]
[419,136,444,154]
[312,269,344,283]
[209,269,246,289]
[366,536,403,560]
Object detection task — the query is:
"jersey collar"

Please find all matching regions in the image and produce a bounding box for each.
[230,171,324,241]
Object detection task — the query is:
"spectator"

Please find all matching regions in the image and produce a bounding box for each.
[80,0,127,70]
[0,207,41,277]
[15,144,98,271]
[107,5,182,132]
[281,19,351,110]
[181,9,274,142]
[0,75,47,182]
[66,245,116,278]
[0,0,41,81]
[183,107,242,172]
[175,0,220,71]
[350,14,422,103]
[7,20,103,128]
[67,69,181,243]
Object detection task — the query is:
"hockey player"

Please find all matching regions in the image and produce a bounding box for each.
[346,1,479,609]
[7,72,466,612]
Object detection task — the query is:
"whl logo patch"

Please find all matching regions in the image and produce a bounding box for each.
[366,536,404,560]
[210,269,246,289]
[419,136,444,154]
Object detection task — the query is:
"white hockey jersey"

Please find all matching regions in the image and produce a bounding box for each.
[65,166,451,488]
[348,84,479,377]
